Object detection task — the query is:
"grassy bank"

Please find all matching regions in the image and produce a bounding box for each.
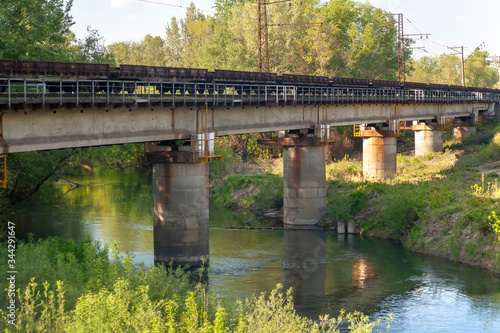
[211,122,500,273]
[0,238,390,332]
[326,122,500,272]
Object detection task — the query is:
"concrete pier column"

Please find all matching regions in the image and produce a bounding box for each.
[453,125,476,139]
[148,146,209,268]
[413,124,443,156]
[362,136,397,181]
[337,221,346,234]
[282,137,326,225]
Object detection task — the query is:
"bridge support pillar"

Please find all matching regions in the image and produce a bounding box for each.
[147,145,209,269]
[360,127,397,181]
[282,136,326,226]
[413,123,443,156]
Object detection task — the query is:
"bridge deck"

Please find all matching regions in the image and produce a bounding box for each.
[0,79,497,153]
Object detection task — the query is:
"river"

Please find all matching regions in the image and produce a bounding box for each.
[14,168,500,332]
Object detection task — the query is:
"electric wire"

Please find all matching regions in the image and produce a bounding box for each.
[137,0,215,14]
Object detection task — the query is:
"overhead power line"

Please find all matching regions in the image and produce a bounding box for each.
[137,0,215,13]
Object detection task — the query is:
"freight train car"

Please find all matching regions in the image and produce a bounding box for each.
[1,58,500,97]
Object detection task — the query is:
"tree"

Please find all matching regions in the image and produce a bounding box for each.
[0,149,77,218]
[165,17,184,67]
[407,51,499,88]
[408,56,438,83]
[108,35,166,67]
[0,0,76,61]
[464,50,499,88]
[297,0,399,79]
[78,26,114,64]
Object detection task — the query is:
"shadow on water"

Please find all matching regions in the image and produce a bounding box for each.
[13,169,500,332]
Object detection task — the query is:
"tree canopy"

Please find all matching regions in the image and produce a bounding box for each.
[0,0,75,61]
[105,0,403,80]
[1,0,498,87]
[408,50,499,88]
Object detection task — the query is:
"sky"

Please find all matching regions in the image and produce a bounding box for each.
[71,0,500,61]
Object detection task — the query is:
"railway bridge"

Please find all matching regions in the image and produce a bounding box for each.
[1,78,498,268]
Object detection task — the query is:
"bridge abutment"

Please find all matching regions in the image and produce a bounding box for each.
[147,145,210,268]
[413,123,443,156]
[282,137,326,225]
[360,127,397,181]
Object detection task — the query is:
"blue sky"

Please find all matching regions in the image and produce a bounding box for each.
[70,0,500,60]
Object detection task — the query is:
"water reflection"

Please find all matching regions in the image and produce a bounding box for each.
[13,169,500,332]
[283,230,327,313]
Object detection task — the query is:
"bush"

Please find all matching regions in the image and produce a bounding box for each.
[0,238,391,332]
[374,186,427,240]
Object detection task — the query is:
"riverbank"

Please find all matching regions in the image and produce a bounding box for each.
[211,122,500,273]
[0,237,390,331]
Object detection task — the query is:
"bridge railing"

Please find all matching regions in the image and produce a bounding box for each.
[0,78,498,110]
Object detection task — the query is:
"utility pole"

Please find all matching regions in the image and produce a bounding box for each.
[461,46,465,87]
[257,0,319,72]
[448,46,465,86]
[387,13,430,82]
[257,0,270,72]
[396,13,404,82]
[449,43,485,87]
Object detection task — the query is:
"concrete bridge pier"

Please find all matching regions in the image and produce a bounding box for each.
[146,144,209,269]
[282,136,326,226]
[360,127,397,181]
[413,123,443,156]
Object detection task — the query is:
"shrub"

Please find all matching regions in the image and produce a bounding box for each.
[0,238,392,332]
[375,187,427,240]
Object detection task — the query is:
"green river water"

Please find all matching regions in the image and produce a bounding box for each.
[14,168,500,332]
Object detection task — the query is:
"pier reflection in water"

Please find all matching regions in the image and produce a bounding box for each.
[14,169,500,332]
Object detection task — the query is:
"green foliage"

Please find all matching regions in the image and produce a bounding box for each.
[470,174,500,198]
[0,144,139,231]
[0,0,77,61]
[228,134,280,162]
[490,211,500,243]
[326,155,363,182]
[374,186,427,239]
[108,34,168,67]
[300,1,400,79]
[212,174,283,212]
[0,238,391,332]
[77,26,114,64]
[408,52,499,88]
[0,149,76,217]
[105,0,400,78]
[327,185,371,222]
[70,144,137,169]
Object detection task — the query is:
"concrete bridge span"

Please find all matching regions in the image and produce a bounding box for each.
[0,101,492,153]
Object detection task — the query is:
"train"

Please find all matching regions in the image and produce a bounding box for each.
[1,58,499,96]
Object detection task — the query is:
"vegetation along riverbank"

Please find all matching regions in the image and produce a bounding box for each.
[211,122,500,274]
[0,237,391,331]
